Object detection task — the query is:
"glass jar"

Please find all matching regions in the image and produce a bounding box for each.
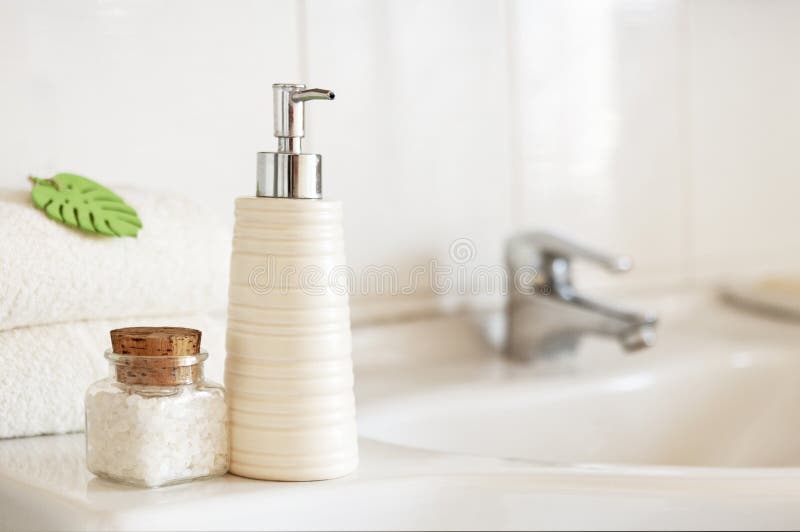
[85,349,229,488]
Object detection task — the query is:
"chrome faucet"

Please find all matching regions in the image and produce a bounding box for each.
[505,231,658,360]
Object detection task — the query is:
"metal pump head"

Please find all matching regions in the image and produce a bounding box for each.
[257,83,335,199]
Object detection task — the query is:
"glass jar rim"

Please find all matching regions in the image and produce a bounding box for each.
[104,348,208,367]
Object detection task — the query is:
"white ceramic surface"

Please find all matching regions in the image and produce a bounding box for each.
[3,288,800,530]
[226,197,358,481]
[359,349,800,468]
[508,0,685,288]
[687,0,800,280]
[5,433,799,531]
[7,1,800,297]
[357,289,800,473]
[0,0,300,228]
[304,0,512,280]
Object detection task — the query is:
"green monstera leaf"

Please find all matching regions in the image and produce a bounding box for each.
[29,173,142,237]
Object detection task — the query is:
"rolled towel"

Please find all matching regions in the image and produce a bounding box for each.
[0,313,226,439]
[0,187,230,332]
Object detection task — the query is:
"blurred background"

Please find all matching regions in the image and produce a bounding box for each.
[2,0,798,302]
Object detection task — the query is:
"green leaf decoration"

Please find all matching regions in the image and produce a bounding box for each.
[29,173,142,237]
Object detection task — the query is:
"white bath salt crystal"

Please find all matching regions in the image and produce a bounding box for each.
[86,386,229,488]
[86,330,230,488]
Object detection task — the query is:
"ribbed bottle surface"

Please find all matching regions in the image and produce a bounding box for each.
[225,197,358,481]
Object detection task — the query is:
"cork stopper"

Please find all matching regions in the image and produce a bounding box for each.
[109,327,204,386]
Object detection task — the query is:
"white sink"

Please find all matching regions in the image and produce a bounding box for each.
[5,289,800,530]
[358,291,800,471]
[359,350,800,468]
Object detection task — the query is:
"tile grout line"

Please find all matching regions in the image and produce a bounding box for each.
[503,0,523,229]
[677,0,695,288]
[296,0,309,82]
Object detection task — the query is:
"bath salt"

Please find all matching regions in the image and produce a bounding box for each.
[86,385,228,487]
[85,327,229,488]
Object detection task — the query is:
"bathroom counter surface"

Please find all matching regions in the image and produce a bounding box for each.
[4,292,800,530]
[2,425,800,530]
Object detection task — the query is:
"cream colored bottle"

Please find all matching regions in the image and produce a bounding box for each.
[225,83,358,481]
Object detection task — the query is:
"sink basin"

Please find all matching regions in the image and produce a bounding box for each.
[5,290,800,530]
[358,347,800,469]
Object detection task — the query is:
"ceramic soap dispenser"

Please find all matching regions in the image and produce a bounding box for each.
[225,83,358,481]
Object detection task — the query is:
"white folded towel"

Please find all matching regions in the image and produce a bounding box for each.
[0,314,227,438]
[0,187,230,332]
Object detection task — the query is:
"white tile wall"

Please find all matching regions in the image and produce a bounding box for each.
[508,0,686,289]
[687,0,800,281]
[2,0,800,308]
[0,0,301,228]
[302,0,512,291]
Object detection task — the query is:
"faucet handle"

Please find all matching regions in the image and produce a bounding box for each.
[507,231,632,273]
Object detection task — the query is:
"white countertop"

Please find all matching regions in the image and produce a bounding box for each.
[4,291,800,530]
[2,432,800,531]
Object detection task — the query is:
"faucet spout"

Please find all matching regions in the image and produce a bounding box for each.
[563,290,658,351]
[505,231,658,360]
